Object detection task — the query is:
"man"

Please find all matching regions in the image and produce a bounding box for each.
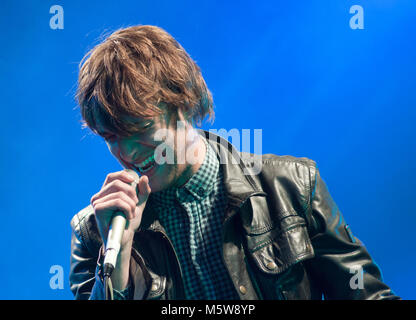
[70,25,399,300]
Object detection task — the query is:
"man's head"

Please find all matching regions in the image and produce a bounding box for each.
[77,25,213,192]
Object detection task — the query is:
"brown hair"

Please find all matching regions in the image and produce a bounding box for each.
[76,25,214,136]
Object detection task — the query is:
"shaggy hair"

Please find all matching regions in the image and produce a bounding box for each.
[76,25,214,136]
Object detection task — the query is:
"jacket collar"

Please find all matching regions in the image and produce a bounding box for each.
[201,130,266,206]
[139,130,267,233]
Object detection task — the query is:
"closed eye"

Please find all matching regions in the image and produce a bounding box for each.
[142,120,154,129]
[135,120,154,133]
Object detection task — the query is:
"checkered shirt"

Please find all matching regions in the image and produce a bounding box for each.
[149,138,239,300]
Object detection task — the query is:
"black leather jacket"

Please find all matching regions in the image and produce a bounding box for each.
[70,131,399,300]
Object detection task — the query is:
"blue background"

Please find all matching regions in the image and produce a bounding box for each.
[0,0,414,299]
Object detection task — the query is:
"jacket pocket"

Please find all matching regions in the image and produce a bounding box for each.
[244,215,315,299]
[246,215,314,274]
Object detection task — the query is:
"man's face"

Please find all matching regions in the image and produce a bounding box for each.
[95,108,204,193]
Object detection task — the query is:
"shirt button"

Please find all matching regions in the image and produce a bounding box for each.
[239,285,247,295]
[266,261,277,270]
[197,188,205,196]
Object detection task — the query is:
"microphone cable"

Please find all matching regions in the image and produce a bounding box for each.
[103,264,114,300]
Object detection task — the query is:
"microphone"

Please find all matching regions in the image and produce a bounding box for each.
[103,169,140,277]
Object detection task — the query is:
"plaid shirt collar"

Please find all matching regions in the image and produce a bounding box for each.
[150,137,219,207]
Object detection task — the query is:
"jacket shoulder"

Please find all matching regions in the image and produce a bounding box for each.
[70,205,102,256]
[241,152,318,182]
[70,205,94,231]
[241,152,318,219]
[260,153,316,168]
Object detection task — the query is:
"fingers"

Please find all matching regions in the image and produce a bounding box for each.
[137,175,151,206]
[138,175,151,196]
[91,177,138,205]
[90,170,149,216]
[91,170,147,246]
[90,170,141,225]
[91,191,137,220]
[92,199,132,221]
[102,170,136,188]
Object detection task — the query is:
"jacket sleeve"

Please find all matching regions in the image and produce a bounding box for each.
[69,225,106,300]
[304,165,400,300]
[69,214,149,300]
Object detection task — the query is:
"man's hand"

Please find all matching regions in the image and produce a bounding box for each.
[90,170,151,291]
[91,170,151,247]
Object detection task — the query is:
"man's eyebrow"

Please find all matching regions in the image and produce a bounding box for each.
[128,118,152,126]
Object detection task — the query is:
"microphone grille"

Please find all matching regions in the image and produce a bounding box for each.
[124,169,140,192]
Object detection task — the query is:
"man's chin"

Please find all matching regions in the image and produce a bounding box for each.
[147,179,167,193]
[144,165,170,193]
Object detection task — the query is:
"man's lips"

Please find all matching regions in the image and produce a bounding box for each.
[120,147,167,169]
[132,153,154,166]
[119,153,153,170]
[133,149,168,166]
